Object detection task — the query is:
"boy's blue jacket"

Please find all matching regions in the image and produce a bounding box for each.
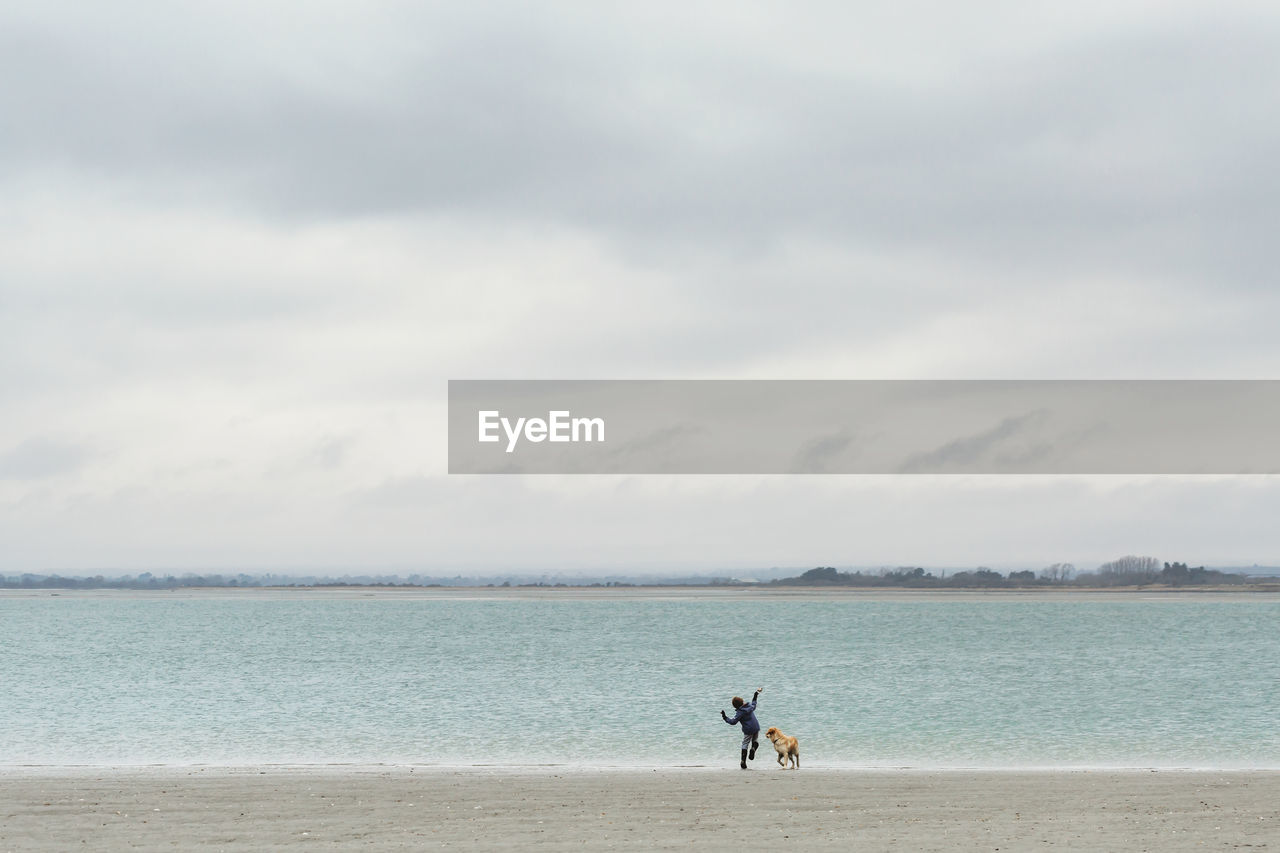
[724,699,760,735]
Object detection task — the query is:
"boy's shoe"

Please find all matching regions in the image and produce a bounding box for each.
[740,749,749,769]
[749,743,757,760]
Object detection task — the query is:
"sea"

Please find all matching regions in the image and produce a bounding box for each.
[2,591,1277,769]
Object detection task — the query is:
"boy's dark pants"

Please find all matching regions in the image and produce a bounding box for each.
[739,730,760,768]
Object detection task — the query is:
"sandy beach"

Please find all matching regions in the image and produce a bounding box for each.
[2,768,1276,851]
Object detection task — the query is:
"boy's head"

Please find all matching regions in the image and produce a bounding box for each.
[731,696,744,708]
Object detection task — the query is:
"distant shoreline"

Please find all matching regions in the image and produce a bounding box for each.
[4,584,1278,601]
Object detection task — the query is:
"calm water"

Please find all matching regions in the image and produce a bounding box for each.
[1,594,1277,768]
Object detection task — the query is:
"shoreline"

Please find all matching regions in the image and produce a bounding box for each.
[7,763,1280,774]
[3,767,1276,850]
[3,585,1279,601]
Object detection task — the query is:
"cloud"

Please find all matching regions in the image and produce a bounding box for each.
[354,475,446,509]
[305,436,353,471]
[0,437,91,480]
[793,429,856,474]
[3,2,1278,284]
[899,411,1050,473]
[2,2,1280,570]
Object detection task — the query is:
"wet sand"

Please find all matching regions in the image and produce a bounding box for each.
[2,767,1276,851]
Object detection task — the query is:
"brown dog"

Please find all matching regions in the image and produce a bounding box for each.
[764,726,799,769]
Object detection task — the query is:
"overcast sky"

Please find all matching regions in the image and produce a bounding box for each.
[4,1,1280,574]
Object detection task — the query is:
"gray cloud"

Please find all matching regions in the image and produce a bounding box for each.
[793,430,856,474]
[3,2,1280,571]
[899,411,1049,473]
[604,425,705,466]
[307,436,353,471]
[0,437,91,480]
[3,3,1278,287]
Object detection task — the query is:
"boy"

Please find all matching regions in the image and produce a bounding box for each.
[720,687,763,769]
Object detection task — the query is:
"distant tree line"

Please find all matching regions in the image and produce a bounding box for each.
[0,559,1257,590]
[771,557,1250,588]
[1,573,675,589]
[0,572,265,589]
[0,572,459,589]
